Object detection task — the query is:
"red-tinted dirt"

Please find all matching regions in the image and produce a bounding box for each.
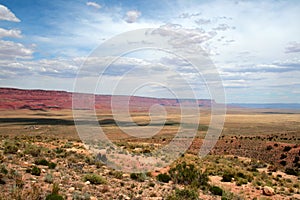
[0,87,213,111]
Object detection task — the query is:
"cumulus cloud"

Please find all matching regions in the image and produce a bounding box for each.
[285,41,300,53]
[178,12,201,19]
[152,24,217,51]
[195,18,211,25]
[0,28,22,38]
[213,23,231,31]
[86,2,101,9]
[0,58,78,78]
[124,10,141,23]
[223,63,300,73]
[0,40,33,59]
[0,5,20,22]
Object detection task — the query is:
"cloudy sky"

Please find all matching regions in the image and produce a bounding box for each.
[0,0,299,103]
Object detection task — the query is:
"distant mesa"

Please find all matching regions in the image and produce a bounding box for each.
[0,87,214,111]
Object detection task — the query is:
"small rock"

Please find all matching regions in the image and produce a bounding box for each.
[68,187,75,192]
[53,172,60,177]
[66,194,72,200]
[263,186,275,196]
[122,174,130,178]
[85,181,90,185]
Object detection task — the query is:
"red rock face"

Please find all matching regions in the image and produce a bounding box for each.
[0,87,214,110]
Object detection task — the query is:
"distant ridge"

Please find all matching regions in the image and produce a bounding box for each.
[0,87,214,111]
[230,103,300,110]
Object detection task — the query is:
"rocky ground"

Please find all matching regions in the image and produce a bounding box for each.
[0,135,299,200]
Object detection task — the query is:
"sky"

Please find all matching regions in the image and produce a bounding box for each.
[0,0,299,103]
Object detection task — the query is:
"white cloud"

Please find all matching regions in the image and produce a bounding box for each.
[178,12,201,19]
[86,2,101,9]
[213,23,231,31]
[195,18,211,25]
[0,0,299,103]
[124,10,141,23]
[0,5,20,22]
[0,28,22,38]
[152,24,217,52]
[285,41,300,53]
[0,40,33,59]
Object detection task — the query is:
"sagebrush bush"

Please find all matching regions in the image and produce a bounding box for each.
[167,188,199,200]
[48,162,57,169]
[0,165,8,175]
[45,173,53,183]
[210,186,223,196]
[157,173,171,183]
[169,162,208,189]
[221,172,234,182]
[45,194,64,200]
[266,145,273,151]
[84,174,106,185]
[279,160,287,166]
[24,144,41,157]
[4,144,18,154]
[35,158,49,166]
[31,166,41,176]
[46,183,63,200]
[130,173,146,182]
[285,168,298,176]
[108,170,123,179]
[283,146,292,152]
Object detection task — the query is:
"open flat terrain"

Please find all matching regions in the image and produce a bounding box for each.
[0,105,299,199]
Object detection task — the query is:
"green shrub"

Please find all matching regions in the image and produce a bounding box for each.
[157,173,171,183]
[0,152,4,163]
[130,173,146,182]
[0,165,8,175]
[280,154,287,159]
[266,145,273,151]
[210,186,223,196]
[148,182,155,187]
[0,178,5,185]
[167,188,199,200]
[45,173,53,183]
[236,172,246,179]
[108,170,123,179]
[25,168,31,173]
[31,166,41,176]
[279,160,287,166]
[84,174,106,185]
[24,144,41,157]
[52,183,60,195]
[45,194,64,200]
[35,158,49,166]
[221,172,234,182]
[4,144,18,154]
[285,168,298,176]
[55,148,64,154]
[48,162,57,169]
[236,178,248,186]
[169,162,208,188]
[46,183,64,200]
[283,146,292,152]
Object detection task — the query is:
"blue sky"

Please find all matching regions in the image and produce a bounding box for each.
[0,0,299,103]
